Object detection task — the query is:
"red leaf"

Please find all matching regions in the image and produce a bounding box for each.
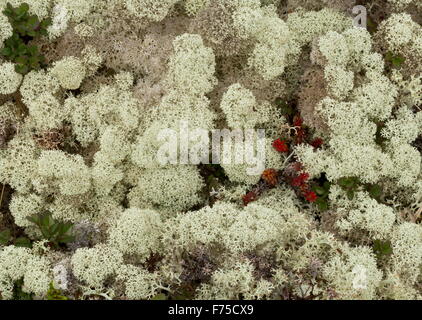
[293,115,304,127]
[243,191,258,206]
[304,191,318,202]
[311,138,324,149]
[262,169,279,187]
[272,139,289,153]
[291,173,310,187]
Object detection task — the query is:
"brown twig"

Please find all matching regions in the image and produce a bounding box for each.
[0,184,5,210]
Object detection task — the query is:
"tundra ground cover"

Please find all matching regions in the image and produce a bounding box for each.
[0,0,421,300]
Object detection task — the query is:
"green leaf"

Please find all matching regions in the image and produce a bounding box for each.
[275,97,284,106]
[392,56,405,67]
[3,3,13,15]
[18,3,30,14]
[338,177,360,191]
[14,237,32,248]
[17,44,27,54]
[41,228,51,239]
[275,98,294,116]
[26,215,39,224]
[0,229,12,245]
[373,240,393,257]
[368,184,382,200]
[28,56,38,67]
[316,198,329,212]
[15,55,27,64]
[15,64,29,74]
[338,177,349,187]
[59,235,75,244]
[16,13,26,21]
[62,222,73,235]
[27,45,38,54]
[27,15,38,27]
[386,51,405,68]
[367,16,378,34]
[50,223,60,236]
[346,179,357,188]
[1,46,12,56]
[41,214,51,227]
[152,293,168,300]
[1,3,49,74]
[314,186,326,196]
[41,18,52,28]
[46,283,68,300]
[26,212,75,247]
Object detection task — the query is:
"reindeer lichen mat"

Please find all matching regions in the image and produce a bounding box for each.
[0,0,421,301]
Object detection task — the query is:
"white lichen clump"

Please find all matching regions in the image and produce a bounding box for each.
[0,0,421,301]
[0,62,22,94]
[50,56,86,90]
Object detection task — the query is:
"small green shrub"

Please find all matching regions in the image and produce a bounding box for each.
[1,2,51,74]
[46,283,68,300]
[338,177,383,202]
[27,212,75,249]
[2,3,50,38]
[1,34,46,74]
[312,181,331,212]
[338,177,361,200]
